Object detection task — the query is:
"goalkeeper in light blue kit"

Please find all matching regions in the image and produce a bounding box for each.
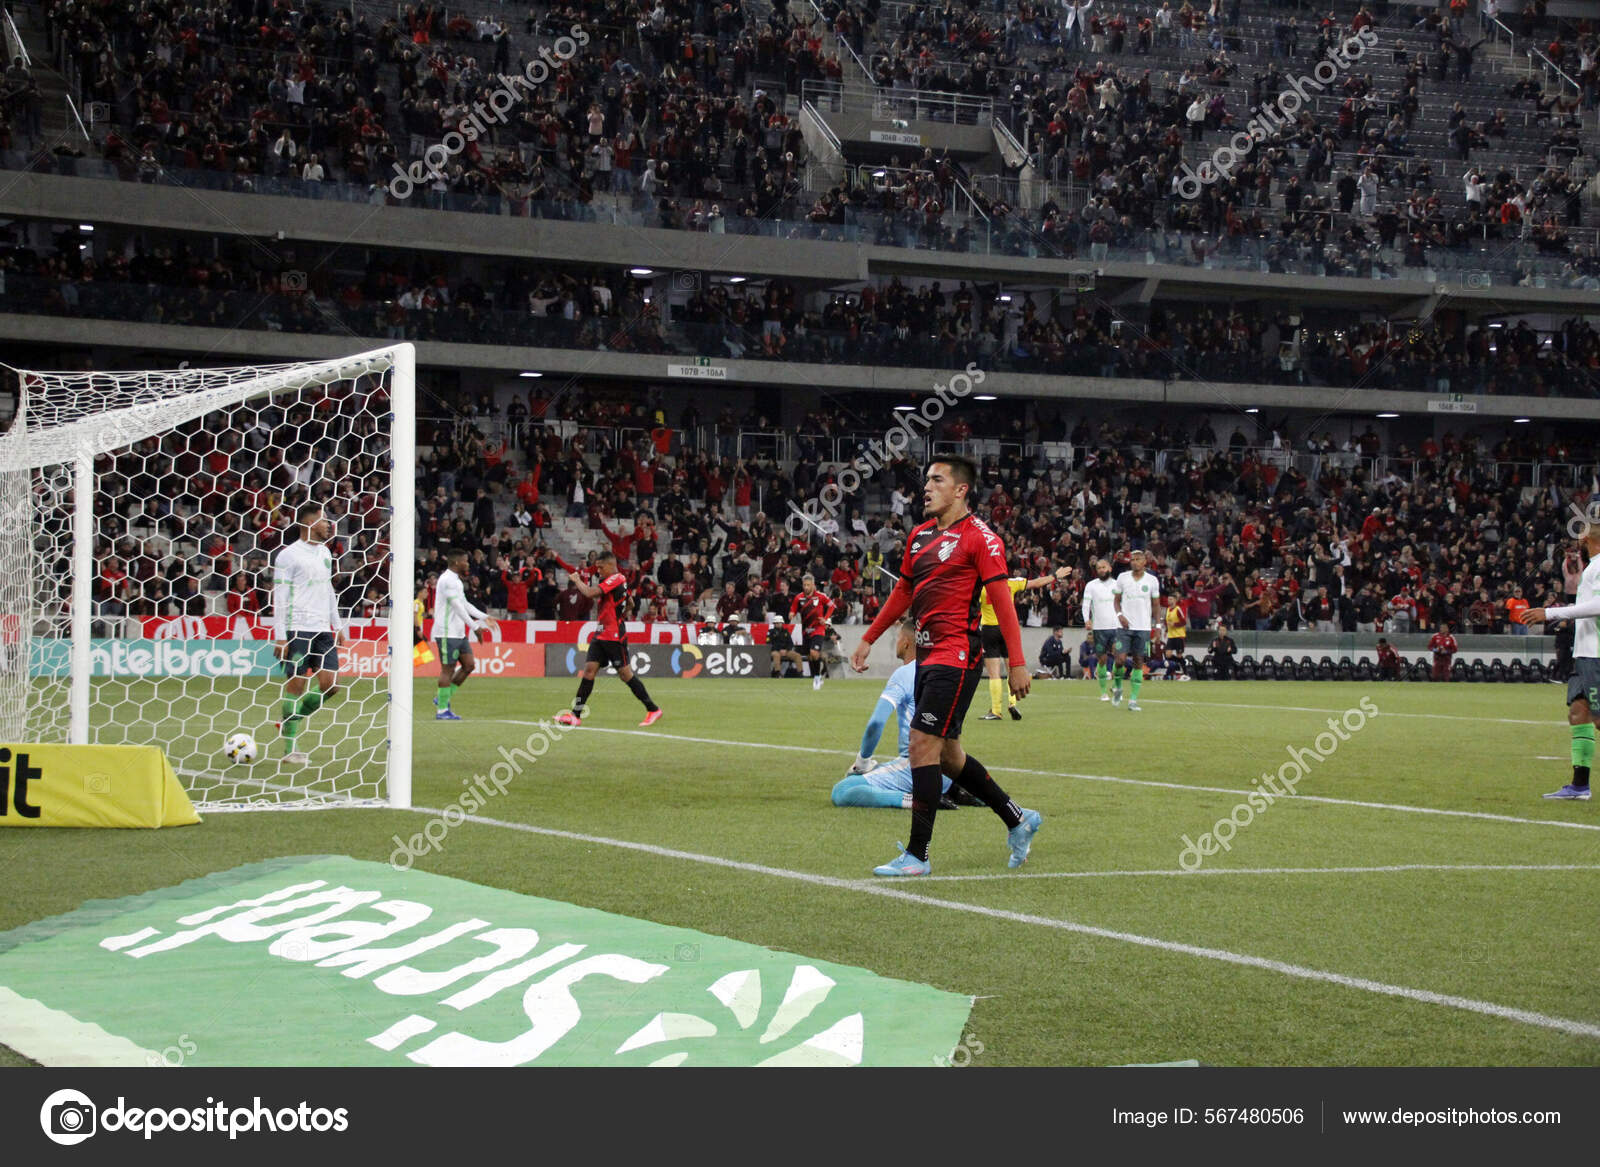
[831,620,975,810]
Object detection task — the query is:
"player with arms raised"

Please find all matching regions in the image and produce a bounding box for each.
[792,574,837,690]
[1519,522,1600,800]
[850,456,1041,876]
[272,502,347,764]
[433,549,493,721]
[980,564,1072,720]
[556,552,663,726]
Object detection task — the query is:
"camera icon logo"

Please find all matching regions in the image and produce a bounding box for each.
[670,271,701,292]
[83,773,110,795]
[281,269,308,292]
[672,942,701,962]
[40,1088,96,1146]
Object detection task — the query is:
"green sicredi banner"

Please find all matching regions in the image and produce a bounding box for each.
[0,856,974,1067]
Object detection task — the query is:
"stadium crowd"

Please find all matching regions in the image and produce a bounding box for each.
[36,0,821,227]
[54,340,1591,655]
[399,385,1595,652]
[4,0,1590,278]
[4,228,1599,400]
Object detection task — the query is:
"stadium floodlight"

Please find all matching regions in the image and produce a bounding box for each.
[518,371,543,378]
[629,267,654,277]
[1376,412,1399,418]
[892,405,915,411]
[1513,417,1531,424]
[1244,407,1260,414]
[973,394,997,401]
[0,344,415,811]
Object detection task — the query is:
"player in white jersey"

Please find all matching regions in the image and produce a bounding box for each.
[1081,559,1122,703]
[831,621,969,809]
[433,549,493,721]
[1519,526,1600,799]
[271,502,346,764]
[1113,550,1160,712]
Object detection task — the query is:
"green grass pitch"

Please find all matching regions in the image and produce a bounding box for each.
[2,676,1596,1066]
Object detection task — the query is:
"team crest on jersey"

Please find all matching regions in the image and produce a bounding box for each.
[938,540,957,562]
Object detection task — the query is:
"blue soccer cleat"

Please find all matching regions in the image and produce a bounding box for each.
[1542,784,1592,800]
[1007,809,1043,868]
[435,709,462,721]
[873,845,931,877]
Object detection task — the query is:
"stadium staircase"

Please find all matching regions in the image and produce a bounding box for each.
[9,6,90,157]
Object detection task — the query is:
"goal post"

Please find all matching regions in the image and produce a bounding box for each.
[0,343,415,811]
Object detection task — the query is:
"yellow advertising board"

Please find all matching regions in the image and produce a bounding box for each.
[0,744,198,828]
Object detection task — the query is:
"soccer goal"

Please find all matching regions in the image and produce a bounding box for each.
[0,344,414,811]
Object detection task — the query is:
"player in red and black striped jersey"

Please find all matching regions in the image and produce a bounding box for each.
[791,574,837,690]
[850,455,1041,877]
[555,552,662,727]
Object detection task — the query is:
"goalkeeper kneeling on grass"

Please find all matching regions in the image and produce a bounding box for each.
[272,503,347,765]
[831,620,981,810]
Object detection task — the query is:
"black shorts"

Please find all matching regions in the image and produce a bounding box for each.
[804,633,828,655]
[912,662,984,741]
[980,625,1007,660]
[284,632,338,676]
[586,639,628,669]
[1167,637,1186,656]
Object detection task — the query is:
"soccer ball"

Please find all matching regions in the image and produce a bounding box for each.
[223,732,258,764]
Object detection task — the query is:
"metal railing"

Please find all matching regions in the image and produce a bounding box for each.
[800,78,993,126]
[799,100,846,191]
[804,0,876,89]
[1527,43,1584,104]
[63,91,90,146]
[2,6,28,70]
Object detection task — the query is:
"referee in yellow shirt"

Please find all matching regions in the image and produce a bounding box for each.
[1164,596,1187,676]
[981,565,1073,720]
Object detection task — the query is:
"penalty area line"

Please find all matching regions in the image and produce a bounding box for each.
[408,806,1600,1043]
[477,720,1600,834]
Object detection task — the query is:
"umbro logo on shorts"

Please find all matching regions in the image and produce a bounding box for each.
[920,712,938,724]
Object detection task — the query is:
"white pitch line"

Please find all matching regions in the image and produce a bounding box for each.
[1054,691,1555,726]
[409,807,1600,1042]
[914,863,1600,883]
[479,720,1600,834]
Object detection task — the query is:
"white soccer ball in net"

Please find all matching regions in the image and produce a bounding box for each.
[223,733,259,765]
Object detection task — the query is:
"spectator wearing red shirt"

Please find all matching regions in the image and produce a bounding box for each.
[501,562,538,619]
[516,466,541,508]
[715,582,744,621]
[556,581,591,621]
[1428,624,1458,681]
[733,464,753,522]
[1388,587,1417,632]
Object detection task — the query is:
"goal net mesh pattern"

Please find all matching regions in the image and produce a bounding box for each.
[0,351,404,810]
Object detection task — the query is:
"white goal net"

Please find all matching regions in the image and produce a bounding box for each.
[0,345,414,811]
